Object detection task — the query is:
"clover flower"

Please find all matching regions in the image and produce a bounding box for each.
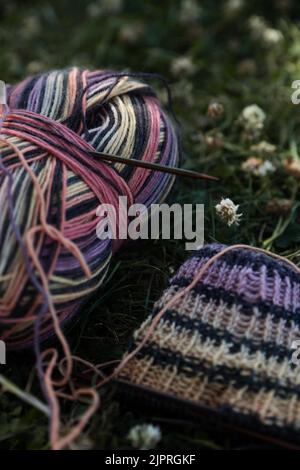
[207,101,224,119]
[215,198,242,226]
[239,104,266,132]
[127,424,161,450]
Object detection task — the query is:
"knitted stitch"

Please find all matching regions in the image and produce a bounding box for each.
[119,244,300,443]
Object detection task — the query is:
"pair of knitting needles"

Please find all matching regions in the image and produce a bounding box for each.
[0,80,217,182]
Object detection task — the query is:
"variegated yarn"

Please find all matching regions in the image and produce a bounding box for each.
[0,67,178,349]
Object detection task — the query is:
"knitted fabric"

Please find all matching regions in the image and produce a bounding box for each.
[119,243,300,442]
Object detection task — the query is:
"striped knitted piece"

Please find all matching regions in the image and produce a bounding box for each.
[119,244,300,442]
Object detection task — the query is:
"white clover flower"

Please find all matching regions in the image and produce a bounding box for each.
[240,104,266,131]
[171,56,196,77]
[262,28,283,45]
[215,198,242,226]
[207,101,224,119]
[127,424,161,450]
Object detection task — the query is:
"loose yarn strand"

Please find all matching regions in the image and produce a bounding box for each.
[0,136,98,448]
[0,137,54,407]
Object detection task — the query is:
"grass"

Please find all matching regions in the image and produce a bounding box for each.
[2,0,300,449]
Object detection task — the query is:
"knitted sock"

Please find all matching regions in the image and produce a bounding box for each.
[118,243,300,445]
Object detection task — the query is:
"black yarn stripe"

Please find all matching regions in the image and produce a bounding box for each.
[187,244,300,283]
[56,72,69,118]
[46,158,63,227]
[216,400,300,438]
[171,278,300,326]
[154,308,292,362]
[117,94,149,181]
[88,103,111,150]
[36,74,49,115]
[134,342,300,400]
[1,160,45,273]
[40,159,64,275]
[65,195,99,220]
[135,112,173,202]
[12,72,45,110]
[0,144,44,167]
[92,102,118,150]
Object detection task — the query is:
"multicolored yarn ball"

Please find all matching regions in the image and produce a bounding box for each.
[0,68,179,349]
[119,243,300,445]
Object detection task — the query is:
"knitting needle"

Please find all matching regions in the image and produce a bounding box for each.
[89,150,219,182]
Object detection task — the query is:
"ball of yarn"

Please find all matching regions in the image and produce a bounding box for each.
[0,68,179,349]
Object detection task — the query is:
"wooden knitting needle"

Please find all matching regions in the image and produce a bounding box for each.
[89,150,219,182]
